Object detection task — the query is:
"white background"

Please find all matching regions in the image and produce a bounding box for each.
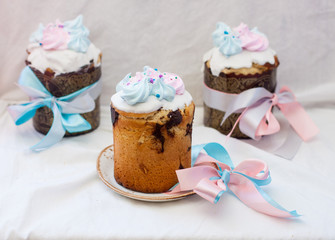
[1,1,335,239]
[1,0,335,106]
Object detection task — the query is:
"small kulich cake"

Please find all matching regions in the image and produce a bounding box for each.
[26,15,102,136]
[111,66,195,193]
[203,22,279,138]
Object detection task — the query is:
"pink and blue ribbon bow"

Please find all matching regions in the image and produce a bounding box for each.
[7,66,102,151]
[221,86,319,141]
[171,143,300,218]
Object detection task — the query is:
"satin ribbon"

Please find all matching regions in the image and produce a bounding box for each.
[204,84,319,141]
[7,66,102,151]
[171,143,300,218]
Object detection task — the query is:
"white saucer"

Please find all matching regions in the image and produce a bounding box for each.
[97,145,194,202]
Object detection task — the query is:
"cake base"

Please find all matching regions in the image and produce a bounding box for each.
[27,63,101,136]
[97,144,195,201]
[112,102,195,193]
[203,59,278,138]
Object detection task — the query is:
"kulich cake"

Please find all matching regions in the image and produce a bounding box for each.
[26,15,102,136]
[111,66,194,193]
[203,22,279,138]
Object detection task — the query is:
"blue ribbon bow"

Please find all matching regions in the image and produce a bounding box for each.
[7,66,102,151]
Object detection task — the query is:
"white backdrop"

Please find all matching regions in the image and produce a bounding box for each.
[1,1,335,239]
[1,0,335,106]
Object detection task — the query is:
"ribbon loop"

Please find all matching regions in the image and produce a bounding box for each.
[7,66,102,151]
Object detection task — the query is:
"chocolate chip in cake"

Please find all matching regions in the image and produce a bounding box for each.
[166,110,182,130]
[152,124,165,153]
[111,107,119,125]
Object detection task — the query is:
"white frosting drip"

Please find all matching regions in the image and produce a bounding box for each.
[111,90,193,113]
[27,43,101,75]
[203,47,276,76]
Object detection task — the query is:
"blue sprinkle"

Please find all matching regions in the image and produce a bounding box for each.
[154,68,158,71]
[156,94,160,98]
[39,42,43,46]
[224,30,229,35]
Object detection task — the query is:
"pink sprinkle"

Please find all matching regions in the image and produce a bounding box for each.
[126,82,130,86]
[159,74,163,78]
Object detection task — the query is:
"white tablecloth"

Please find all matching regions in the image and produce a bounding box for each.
[1,100,335,240]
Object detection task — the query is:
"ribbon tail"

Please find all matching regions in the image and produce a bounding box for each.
[229,174,300,218]
[239,100,274,140]
[61,113,91,133]
[278,102,319,141]
[255,108,280,137]
[7,101,45,125]
[272,126,302,160]
[31,103,66,151]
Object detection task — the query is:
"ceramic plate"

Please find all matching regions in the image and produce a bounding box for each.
[97,145,194,202]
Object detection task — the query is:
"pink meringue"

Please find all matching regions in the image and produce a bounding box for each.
[162,73,185,95]
[234,23,269,51]
[40,20,70,50]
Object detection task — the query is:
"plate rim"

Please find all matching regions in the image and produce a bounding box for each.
[96,144,195,202]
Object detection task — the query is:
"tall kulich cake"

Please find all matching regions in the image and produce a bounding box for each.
[111,66,195,193]
[26,15,102,136]
[203,22,279,138]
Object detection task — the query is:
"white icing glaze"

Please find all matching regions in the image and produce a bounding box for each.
[27,43,101,75]
[111,90,193,113]
[203,47,276,76]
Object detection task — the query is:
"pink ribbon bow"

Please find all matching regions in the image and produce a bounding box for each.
[170,143,299,218]
[222,86,319,141]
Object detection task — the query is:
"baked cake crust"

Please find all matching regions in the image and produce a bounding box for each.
[204,56,279,138]
[112,102,195,193]
[27,62,102,136]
